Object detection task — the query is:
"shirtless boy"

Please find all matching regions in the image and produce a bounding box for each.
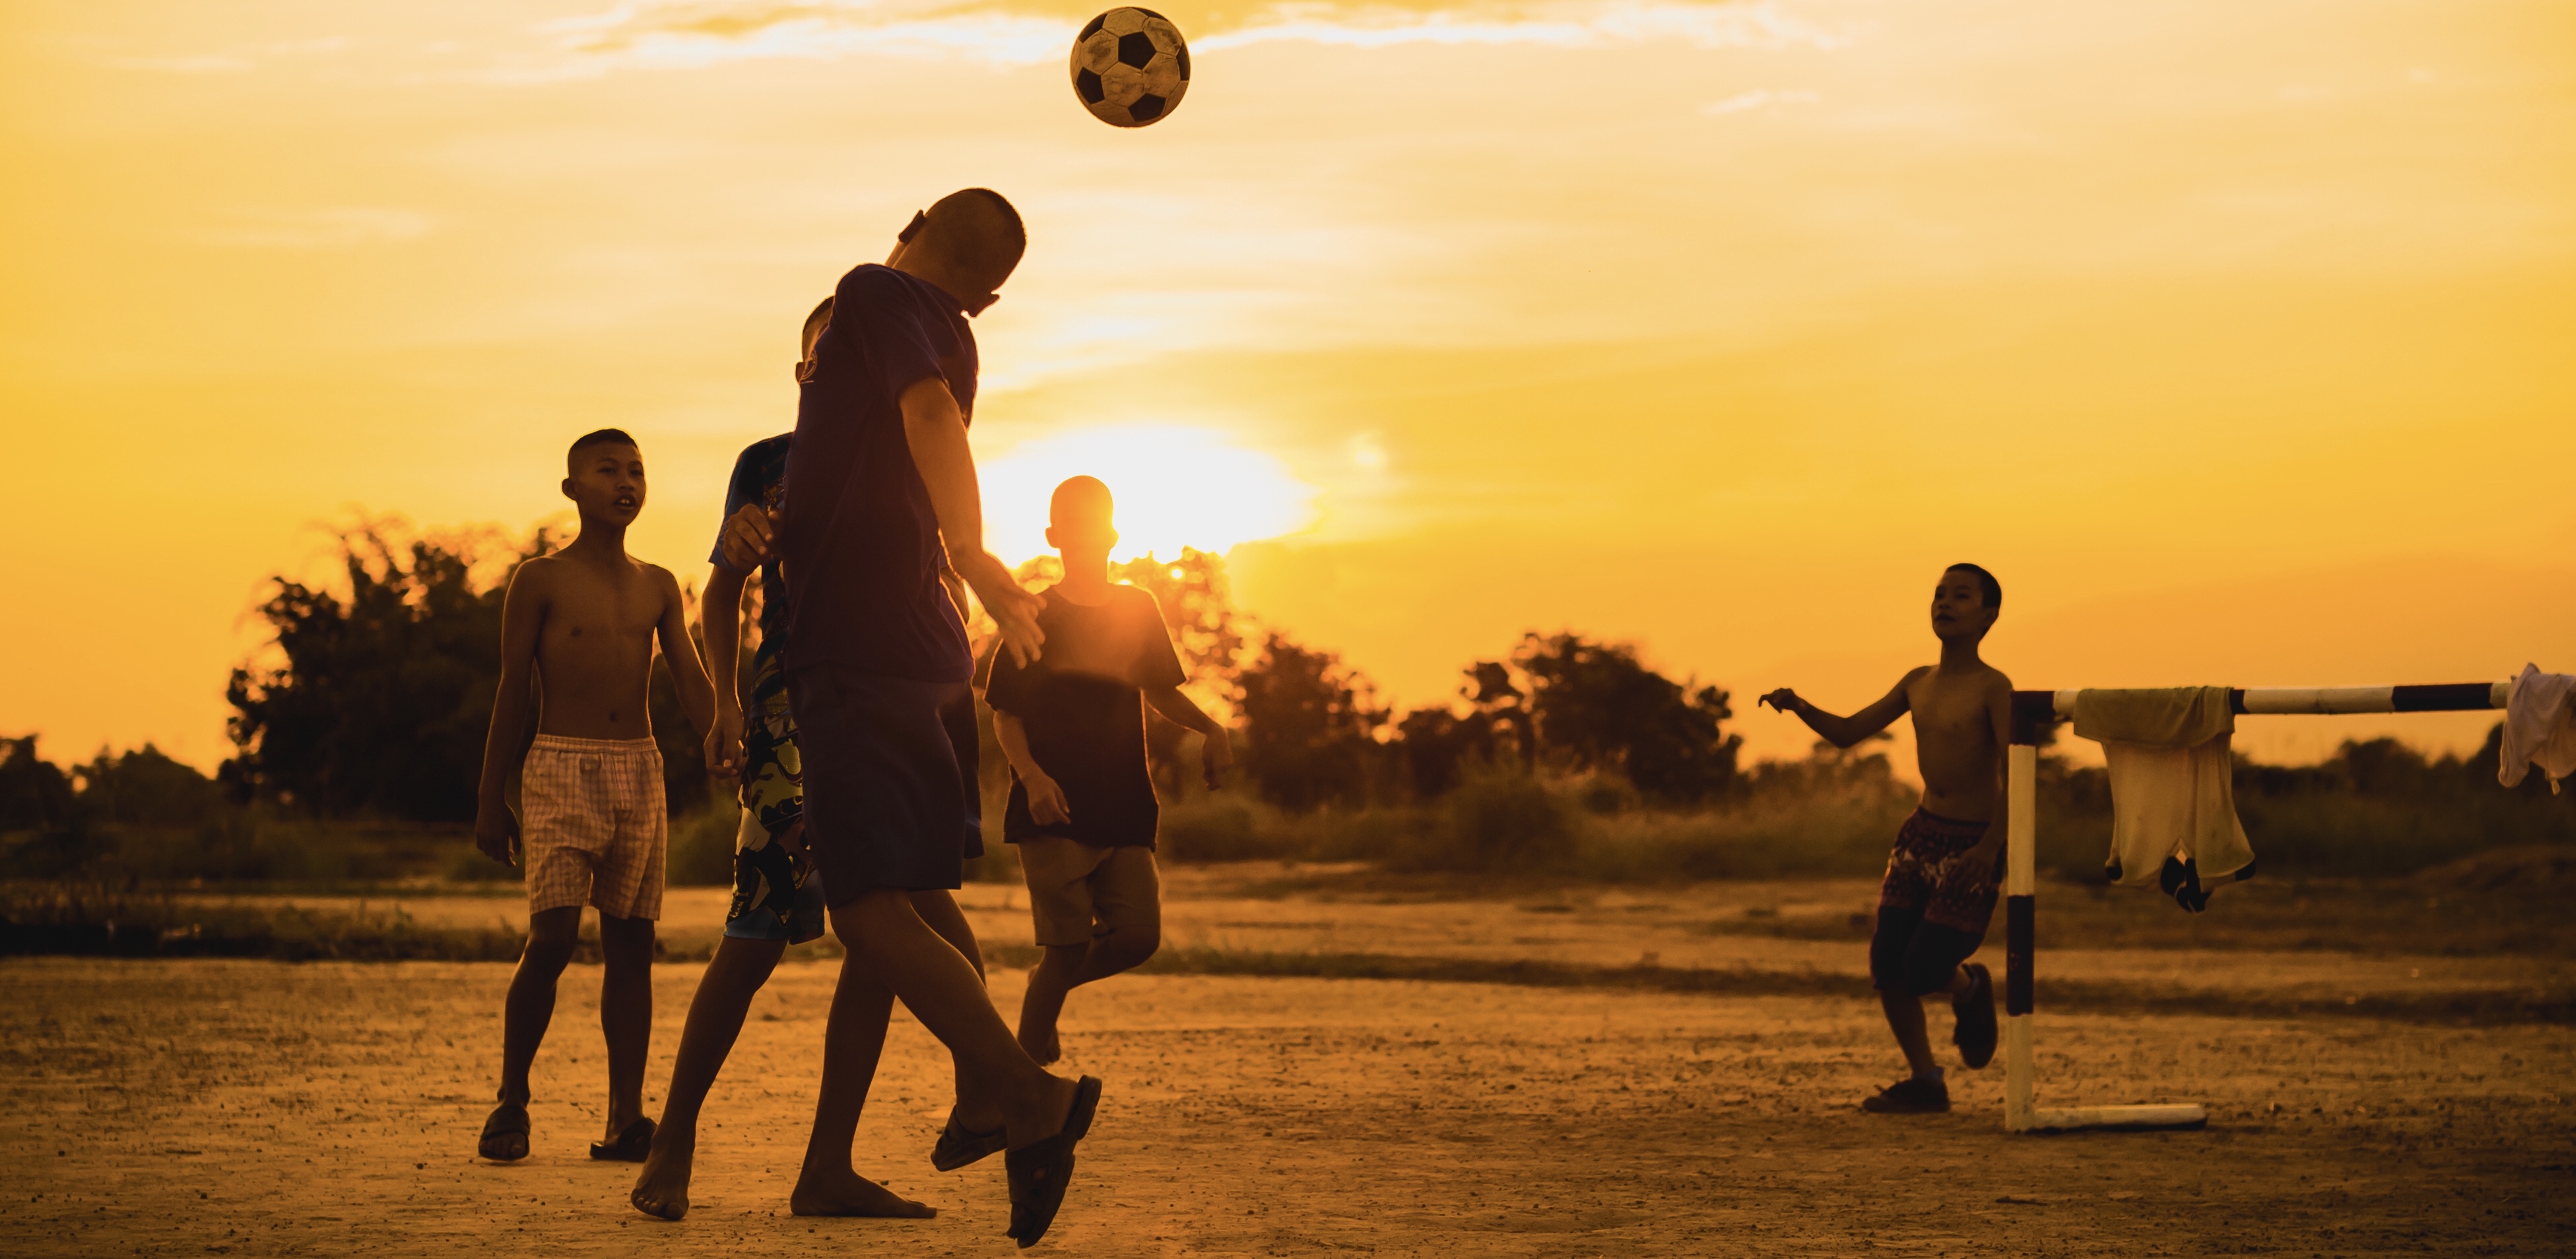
[1760,564,2009,1115]
[472,428,719,1161]
[983,476,1231,1066]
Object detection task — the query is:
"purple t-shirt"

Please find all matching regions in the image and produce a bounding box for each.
[781,263,978,682]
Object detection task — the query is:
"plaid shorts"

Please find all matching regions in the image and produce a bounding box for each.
[521,734,667,920]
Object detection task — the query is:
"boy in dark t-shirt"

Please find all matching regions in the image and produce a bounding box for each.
[981,476,1232,1065]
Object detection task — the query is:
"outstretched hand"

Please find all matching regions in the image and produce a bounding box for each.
[954,551,1044,666]
[718,504,778,571]
[1758,688,1802,715]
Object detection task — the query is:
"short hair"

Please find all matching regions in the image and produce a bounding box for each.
[917,188,1026,293]
[1050,475,1113,532]
[801,296,834,360]
[1946,562,2002,610]
[568,428,639,470]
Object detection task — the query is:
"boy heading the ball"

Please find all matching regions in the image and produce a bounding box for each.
[1758,564,2010,1115]
[471,428,720,1163]
[982,475,1232,1066]
[631,300,1002,1222]
[723,189,1102,1247]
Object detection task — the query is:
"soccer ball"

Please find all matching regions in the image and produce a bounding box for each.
[1070,8,1190,128]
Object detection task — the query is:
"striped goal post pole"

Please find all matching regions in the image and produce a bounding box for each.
[2001,680,2511,1134]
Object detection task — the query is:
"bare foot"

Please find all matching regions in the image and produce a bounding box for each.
[1018,1018,1062,1066]
[630,1126,695,1221]
[789,1166,938,1219]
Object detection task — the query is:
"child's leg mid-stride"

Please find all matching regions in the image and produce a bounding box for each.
[597,913,656,1142]
[1861,810,2002,1114]
[1016,840,1162,1066]
[630,936,785,1219]
[482,905,584,1159]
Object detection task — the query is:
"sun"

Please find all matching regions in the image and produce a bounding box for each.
[978,424,1317,565]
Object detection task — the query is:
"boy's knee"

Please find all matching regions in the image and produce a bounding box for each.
[1096,922,1159,972]
[1899,952,1958,998]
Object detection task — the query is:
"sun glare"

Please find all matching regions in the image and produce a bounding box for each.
[978,424,1318,565]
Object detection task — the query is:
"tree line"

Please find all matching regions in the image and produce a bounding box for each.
[6,516,2569,883]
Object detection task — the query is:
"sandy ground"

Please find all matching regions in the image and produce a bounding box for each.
[6,950,2571,1257]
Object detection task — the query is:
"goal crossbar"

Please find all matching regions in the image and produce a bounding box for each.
[2000,680,2509,1134]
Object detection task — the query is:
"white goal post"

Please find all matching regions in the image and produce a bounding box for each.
[2000,680,2512,1134]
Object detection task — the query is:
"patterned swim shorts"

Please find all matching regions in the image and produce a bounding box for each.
[521,734,666,920]
[725,640,822,944]
[1878,807,2002,934]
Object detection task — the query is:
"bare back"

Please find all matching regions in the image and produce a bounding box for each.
[516,552,681,740]
[1901,662,2013,822]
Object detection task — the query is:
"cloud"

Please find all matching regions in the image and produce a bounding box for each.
[192,207,435,249]
[1700,86,1816,114]
[503,0,1847,78]
[104,55,255,74]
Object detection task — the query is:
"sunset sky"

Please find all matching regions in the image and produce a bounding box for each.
[3,0,2571,775]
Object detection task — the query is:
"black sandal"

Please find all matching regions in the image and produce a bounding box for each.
[590,1116,655,1162]
[1004,1076,1102,1248]
[930,1106,1008,1171]
[479,1102,530,1162]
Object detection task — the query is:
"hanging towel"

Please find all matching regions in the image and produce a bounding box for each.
[2074,687,2256,887]
[2500,663,2576,794]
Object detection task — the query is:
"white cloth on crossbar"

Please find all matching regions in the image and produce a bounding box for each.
[2074,688,2256,887]
[2500,664,2576,794]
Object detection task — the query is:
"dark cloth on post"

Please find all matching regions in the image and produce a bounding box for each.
[1870,808,2000,992]
[781,263,979,684]
[710,434,795,645]
[788,667,983,903]
[979,586,1187,849]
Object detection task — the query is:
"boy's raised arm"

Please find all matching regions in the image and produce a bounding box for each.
[698,564,748,781]
[1759,669,1922,749]
[654,566,719,746]
[474,565,548,864]
[897,375,1043,665]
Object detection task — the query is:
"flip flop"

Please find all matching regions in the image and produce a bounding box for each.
[479,1102,530,1162]
[1004,1076,1102,1249]
[1951,962,1997,1069]
[930,1106,1008,1171]
[590,1117,655,1162]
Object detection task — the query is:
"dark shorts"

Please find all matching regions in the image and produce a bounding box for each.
[787,665,984,906]
[1870,808,2001,994]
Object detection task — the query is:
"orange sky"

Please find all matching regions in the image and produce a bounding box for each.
[3,0,2571,774]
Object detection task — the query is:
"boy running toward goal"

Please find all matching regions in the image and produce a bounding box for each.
[981,476,1232,1065]
[1759,564,2009,1115]
[473,428,719,1161]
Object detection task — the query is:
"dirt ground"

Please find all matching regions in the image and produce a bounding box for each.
[7,936,2571,1256]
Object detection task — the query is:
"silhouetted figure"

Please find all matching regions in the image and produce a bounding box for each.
[470,429,719,1163]
[1760,564,2011,1114]
[711,190,1101,1247]
[983,476,1232,1065]
[630,300,996,1221]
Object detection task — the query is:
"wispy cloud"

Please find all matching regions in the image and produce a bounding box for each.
[192,207,434,249]
[498,0,1846,79]
[1701,86,1816,114]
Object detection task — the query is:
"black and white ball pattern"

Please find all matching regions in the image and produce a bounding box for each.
[1071,8,1190,128]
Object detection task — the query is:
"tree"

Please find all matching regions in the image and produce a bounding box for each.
[1509,631,1742,804]
[1236,632,1387,813]
[1391,661,1533,798]
[73,745,219,827]
[224,516,709,821]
